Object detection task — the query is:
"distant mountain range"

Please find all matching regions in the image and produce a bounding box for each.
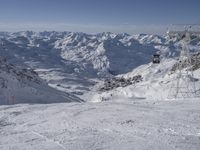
[0,31,200,101]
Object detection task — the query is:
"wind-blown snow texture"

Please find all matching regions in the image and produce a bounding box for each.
[0,100,200,150]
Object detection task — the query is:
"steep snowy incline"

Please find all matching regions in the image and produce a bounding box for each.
[0,57,82,105]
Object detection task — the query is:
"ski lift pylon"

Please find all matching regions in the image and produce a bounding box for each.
[167,24,200,99]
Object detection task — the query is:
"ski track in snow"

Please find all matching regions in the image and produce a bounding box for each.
[0,99,200,150]
[31,131,67,150]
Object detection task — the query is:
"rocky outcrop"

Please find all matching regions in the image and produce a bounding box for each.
[100,75,142,91]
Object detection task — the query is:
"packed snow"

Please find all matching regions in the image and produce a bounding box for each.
[0,99,200,150]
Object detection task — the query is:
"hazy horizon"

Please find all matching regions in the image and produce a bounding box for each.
[0,0,199,34]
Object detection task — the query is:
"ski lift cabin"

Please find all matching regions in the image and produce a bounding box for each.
[152,54,160,64]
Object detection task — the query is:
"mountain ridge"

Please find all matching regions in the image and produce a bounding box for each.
[1,31,199,98]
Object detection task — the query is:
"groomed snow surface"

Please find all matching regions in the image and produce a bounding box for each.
[0,99,200,150]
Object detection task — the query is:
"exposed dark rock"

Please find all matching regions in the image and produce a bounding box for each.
[100,75,142,91]
[0,56,41,84]
[171,53,200,72]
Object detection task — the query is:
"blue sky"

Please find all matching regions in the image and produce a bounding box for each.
[0,0,199,34]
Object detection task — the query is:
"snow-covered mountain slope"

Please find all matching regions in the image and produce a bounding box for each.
[0,31,200,150]
[0,31,200,98]
[0,57,82,105]
[0,31,177,96]
[92,56,200,102]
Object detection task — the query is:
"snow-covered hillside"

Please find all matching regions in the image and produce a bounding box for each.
[92,56,200,102]
[0,57,82,105]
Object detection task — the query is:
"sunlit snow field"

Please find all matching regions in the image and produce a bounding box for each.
[0,98,200,150]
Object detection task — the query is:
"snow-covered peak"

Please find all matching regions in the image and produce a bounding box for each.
[132,34,166,44]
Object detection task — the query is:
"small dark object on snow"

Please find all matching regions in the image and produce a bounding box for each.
[152,54,160,64]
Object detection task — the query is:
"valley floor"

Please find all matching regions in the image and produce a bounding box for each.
[0,99,200,150]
